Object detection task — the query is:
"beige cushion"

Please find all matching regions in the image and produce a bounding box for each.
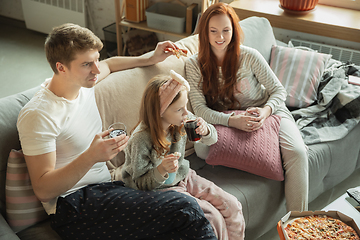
[95,35,199,179]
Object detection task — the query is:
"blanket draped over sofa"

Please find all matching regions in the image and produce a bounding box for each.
[292,62,360,144]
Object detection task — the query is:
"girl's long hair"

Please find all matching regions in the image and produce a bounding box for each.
[134,75,184,157]
[197,3,244,111]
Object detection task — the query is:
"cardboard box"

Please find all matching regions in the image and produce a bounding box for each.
[277,210,360,240]
[125,0,148,23]
[123,29,158,56]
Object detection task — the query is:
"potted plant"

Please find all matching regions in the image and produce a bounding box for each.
[279,0,319,11]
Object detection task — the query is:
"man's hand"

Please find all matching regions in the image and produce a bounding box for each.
[149,41,179,64]
[24,129,128,203]
[85,129,129,164]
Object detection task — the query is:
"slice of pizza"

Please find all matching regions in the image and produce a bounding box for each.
[165,48,188,58]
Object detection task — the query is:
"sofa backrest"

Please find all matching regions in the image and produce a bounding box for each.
[0,86,41,216]
[0,16,277,212]
[240,16,277,63]
[94,16,277,177]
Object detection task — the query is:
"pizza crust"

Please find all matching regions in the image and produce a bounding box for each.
[284,214,360,239]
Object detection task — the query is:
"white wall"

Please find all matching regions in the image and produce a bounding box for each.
[0,0,24,20]
[1,0,359,50]
[0,0,204,41]
[0,0,117,40]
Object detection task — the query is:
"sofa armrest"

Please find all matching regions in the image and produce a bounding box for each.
[0,86,41,216]
[0,214,19,240]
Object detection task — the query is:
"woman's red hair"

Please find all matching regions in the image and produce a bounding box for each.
[197,3,244,110]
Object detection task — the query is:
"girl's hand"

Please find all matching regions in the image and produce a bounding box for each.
[158,153,180,176]
[195,117,210,136]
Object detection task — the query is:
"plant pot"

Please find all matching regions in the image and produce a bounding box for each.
[279,0,319,11]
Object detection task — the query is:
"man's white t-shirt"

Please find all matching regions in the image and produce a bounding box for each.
[17,80,111,214]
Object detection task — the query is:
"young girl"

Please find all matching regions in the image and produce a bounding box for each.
[185,3,309,212]
[122,70,245,240]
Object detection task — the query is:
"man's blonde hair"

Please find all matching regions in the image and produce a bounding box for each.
[45,23,103,74]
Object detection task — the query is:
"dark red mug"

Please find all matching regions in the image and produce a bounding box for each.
[184,119,201,142]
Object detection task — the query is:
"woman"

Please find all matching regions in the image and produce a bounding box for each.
[185,3,308,212]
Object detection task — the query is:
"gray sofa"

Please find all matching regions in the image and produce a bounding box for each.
[1,16,360,240]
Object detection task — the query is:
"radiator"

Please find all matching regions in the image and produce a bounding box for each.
[291,38,360,66]
[21,0,86,34]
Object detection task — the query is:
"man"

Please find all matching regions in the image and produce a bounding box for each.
[17,23,216,240]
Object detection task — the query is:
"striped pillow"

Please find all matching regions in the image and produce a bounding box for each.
[5,149,48,232]
[270,45,332,108]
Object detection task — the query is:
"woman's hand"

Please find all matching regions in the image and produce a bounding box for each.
[158,153,179,176]
[228,106,272,132]
[195,117,210,136]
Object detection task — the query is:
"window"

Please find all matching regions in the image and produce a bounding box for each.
[318,0,360,10]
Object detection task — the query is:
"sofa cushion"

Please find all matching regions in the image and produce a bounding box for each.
[270,45,332,108]
[5,149,48,232]
[206,111,284,181]
[191,152,286,240]
[240,16,277,63]
[95,56,189,178]
[95,29,205,178]
[16,219,61,240]
[0,213,19,240]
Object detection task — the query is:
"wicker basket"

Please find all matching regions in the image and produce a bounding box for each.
[279,0,319,11]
